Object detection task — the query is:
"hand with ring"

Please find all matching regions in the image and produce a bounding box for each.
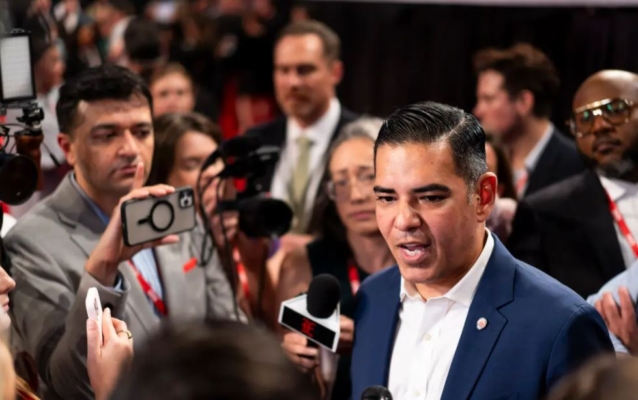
[87,308,134,400]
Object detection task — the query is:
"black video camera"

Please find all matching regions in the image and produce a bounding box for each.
[0,29,45,206]
[201,135,293,239]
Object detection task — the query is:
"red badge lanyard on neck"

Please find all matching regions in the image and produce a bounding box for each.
[127,260,167,316]
[348,260,361,296]
[606,192,638,258]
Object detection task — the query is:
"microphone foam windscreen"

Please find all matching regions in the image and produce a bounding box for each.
[223,134,262,157]
[307,274,341,319]
[361,386,393,400]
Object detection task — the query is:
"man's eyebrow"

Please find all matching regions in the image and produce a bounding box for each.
[412,184,451,194]
[90,122,152,133]
[373,184,452,194]
[90,124,118,133]
[373,186,395,194]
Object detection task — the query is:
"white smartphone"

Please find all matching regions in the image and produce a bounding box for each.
[85,287,103,346]
[120,187,196,247]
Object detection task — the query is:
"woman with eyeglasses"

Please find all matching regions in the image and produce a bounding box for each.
[278,117,395,400]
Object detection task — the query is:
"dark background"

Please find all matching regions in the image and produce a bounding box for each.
[307,3,638,128]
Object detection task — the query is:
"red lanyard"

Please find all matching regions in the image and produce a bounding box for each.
[515,171,529,198]
[606,192,638,258]
[127,260,168,316]
[233,247,252,305]
[348,260,361,296]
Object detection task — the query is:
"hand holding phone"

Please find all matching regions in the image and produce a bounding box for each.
[86,287,103,346]
[85,163,180,287]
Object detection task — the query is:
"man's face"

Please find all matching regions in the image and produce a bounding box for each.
[572,81,638,175]
[274,34,341,123]
[473,70,521,140]
[374,142,495,287]
[35,46,65,92]
[59,95,154,199]
[150,73,195,116]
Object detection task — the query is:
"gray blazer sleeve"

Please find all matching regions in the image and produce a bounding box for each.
[6,233,129,399]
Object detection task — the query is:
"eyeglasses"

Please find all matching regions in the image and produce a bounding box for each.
[567,98,636,138]
[326,172,375,201]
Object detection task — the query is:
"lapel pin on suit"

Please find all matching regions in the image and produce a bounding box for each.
[476,317,488,331]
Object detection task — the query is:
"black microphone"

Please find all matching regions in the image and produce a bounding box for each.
[218,146,280,178]
[307,274,341,318]
[278,274,342,351]
[215,197,293,238]
[361,386,393,400]
[200,134,263,171]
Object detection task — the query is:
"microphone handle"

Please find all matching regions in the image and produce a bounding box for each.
[300,338,318,360]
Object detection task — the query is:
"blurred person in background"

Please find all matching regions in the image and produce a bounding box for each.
[473,43,584,199]
[547,355,638,400]
[148,63,218,119]
[6,35,69,219]
[120,17,164,82]
[278,117,394,400]
[23,0,59,43]
[485,135,517,242]
[146,112,270,320]
[91,0,134,63]
[245,20,357,242]
[510,70,638,298]
[110,320,318,400]
[149,64,196,115]
[60,12,103,80]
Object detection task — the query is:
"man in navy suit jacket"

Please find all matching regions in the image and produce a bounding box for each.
[351,102,613,400]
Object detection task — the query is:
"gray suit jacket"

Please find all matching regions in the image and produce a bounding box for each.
[5,174,239,399]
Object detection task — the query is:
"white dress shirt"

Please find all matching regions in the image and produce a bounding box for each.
[388,232,495,400]
[270,98,341,219]
[599,175,638,268]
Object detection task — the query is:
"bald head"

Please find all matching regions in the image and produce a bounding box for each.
[573,70,638,110]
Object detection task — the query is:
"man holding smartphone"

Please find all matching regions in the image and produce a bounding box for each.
[4,64,239,399]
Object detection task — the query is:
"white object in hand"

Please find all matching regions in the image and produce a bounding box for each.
[86,287,103,346]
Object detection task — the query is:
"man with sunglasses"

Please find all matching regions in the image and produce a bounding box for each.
[509,70,638,299]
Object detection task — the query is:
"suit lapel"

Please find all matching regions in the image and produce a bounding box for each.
[525,131,559,195]
[371,268,402,386]
[120,263,159,333]
[154,242,193,318]
[577,171,625,279]
[441,237,515,400]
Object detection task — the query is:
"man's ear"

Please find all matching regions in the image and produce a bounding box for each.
[330,59,344,86]
[57,133,74,167]
[514,89,535,116]
[475,172,498,223]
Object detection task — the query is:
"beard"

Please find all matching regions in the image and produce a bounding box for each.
[596,139,638,180]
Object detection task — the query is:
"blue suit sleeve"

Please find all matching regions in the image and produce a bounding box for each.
[586,260,638,354]
[546,304,615,390]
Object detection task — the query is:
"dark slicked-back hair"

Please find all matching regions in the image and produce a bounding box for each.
[56,64,153,136]
[376,102,488,193]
